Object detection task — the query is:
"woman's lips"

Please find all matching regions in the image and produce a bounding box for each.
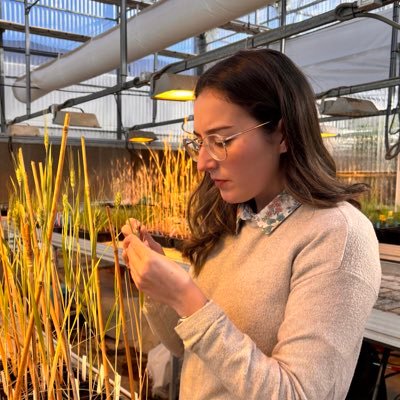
[213,179,228,188]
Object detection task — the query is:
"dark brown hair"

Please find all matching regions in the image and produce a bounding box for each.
[181,48,368,275]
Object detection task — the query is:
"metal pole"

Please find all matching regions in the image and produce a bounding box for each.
[195,33,207,76]
[116,90,123,139]
[116,0,127,140]
[24,0,31,116]
[152,52,158,124]
[120,0,128,84]
[385,1,399,143]
[0,1,6,133]
[280,0,287,53]
[386,2,400,206]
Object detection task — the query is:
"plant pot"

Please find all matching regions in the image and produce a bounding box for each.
[53,226,63,234]
[151,233,184,250]
[374,227,400,245]
[53,227,116,243]
[77,229,112,242]
[0,358,118,399]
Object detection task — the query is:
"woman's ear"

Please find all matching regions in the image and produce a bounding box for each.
[277,119,287,154]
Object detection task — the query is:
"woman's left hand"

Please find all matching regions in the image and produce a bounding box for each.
[122,234,208,317]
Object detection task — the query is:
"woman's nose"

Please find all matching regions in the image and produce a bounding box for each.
[196,145,218,172]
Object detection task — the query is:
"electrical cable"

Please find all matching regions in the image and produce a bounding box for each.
[335,2,400,29]
[354,11,400,29]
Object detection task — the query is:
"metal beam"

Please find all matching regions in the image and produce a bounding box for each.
[0,19,91,42]
[131,116,188,130]
[1,21,193,59]
[159,49,193,59]
[219,20,269,35]
[9,1,395,126]
[90,0,152,9]
[3,45,60,58]
[316,77,400,98]
[9,77,147,125]
[164,0,395,75]
[0,132,173,150]
[319,107,400,122]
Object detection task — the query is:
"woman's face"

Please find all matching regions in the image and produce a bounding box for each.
[193,89,286,211]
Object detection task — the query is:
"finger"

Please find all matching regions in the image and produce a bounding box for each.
[122,233,136,249]
[126,260,140,289]
[124,246,147,292]
[126,234,150,262]
[140,226,165,255]
[121,224,131,237]
[139,225,150,240]
[121,218,140,236]
[127,218,141,234]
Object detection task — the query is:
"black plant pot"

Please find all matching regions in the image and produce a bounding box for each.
[0,360,106,399]
[374,227,400,245]
[53,227,123,243]
[53,226,63,234]
[151,234,184,250]
[78,230,113,242]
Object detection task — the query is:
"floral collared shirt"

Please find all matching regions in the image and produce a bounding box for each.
[236,192,301,235]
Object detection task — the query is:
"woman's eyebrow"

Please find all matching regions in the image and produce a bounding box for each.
[193,125,234,137]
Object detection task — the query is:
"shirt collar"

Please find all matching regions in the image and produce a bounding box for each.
[236,192,301,235]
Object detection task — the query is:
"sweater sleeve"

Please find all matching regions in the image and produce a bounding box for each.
[174,213,381,399]
[144,297,184,357]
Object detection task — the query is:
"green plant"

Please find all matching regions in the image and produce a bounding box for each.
[360,199,400,228]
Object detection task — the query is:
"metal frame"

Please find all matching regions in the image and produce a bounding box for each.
[0,2,6,134]
[0,131,173,150]
[0,20,193,59]
[116,0,128,140]
[6,0,396,130]
[0,19,91,42]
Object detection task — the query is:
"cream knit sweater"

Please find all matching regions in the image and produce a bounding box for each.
[144,202,381,399]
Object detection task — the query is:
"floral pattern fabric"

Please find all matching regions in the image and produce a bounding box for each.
[236,192,301,235]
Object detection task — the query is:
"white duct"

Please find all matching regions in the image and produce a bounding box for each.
[13,0,269,103]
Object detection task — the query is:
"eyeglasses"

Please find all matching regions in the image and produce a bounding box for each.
[182,121,271,161]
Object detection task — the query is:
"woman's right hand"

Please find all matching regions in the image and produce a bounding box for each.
[121,218,164,255]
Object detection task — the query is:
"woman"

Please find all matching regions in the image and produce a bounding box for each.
[122,49,381,399]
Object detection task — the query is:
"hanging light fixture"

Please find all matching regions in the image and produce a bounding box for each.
[320,124,339,138]
[151,73,198,101]
[52,108,101,128]
[127,130,158,143]
[7,124,40,136]
[319,97,378,117]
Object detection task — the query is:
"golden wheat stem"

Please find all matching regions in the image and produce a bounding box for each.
[31,161,43,209]
[18,150,39,257]
[45,113,69,244]
[105,206,137,397]
[13,282,43,400]
[81,136,112,399]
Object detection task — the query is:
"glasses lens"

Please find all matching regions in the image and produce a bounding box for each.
[207,136,226,161]
[183,139,199,161]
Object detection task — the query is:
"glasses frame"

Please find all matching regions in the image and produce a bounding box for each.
[182,120,271,161]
